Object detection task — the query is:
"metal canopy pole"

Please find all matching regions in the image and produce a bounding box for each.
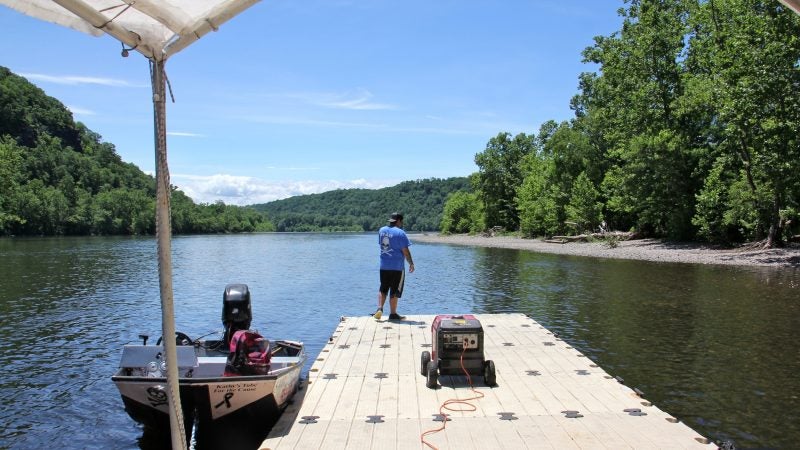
[151,57,187,450]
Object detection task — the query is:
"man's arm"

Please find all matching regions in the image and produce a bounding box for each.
[402,247,415,273]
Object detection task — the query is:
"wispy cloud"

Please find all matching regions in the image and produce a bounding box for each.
[66,105,95,116]
[167,131,205,137]
[285,88,397,110]
[18,72,145,87]
[241,113,524,136]
[317,89,396,110]
[171,173,390,205]
[242,115,385,129]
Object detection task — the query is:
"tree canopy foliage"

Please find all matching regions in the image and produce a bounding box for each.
[250,177,471,232]
[0,67,274,236]
[442,0,800,246]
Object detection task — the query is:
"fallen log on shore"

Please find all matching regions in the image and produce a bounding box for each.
[550,231,637,243]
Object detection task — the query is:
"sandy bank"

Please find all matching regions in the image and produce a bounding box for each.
[411,233,800,268]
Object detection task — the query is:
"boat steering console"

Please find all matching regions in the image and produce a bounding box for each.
[156,331,194,346]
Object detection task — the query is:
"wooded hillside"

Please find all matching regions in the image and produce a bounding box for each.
[0,67,273,236]
[250,177,470,232]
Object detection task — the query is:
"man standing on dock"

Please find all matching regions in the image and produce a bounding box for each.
[374,212,414,321]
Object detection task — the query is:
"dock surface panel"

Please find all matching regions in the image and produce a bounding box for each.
[261,313,710,449]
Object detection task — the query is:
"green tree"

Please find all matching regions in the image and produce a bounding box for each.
[565,172,603,234]
[578,0,702,238]
[0,137,24,232]
[517,156,560,238]
[474,132,535,230]
[91,189,153,235]
[440,190,484,234]
[66,190,94,235]
[687,0,800,246]
[13,180,69,235]
[517,120,602,238]
[0,67,81,150]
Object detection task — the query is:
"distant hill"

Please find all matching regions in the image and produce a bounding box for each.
[250,177,472,232]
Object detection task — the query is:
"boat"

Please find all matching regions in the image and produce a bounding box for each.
[112,284,307,440]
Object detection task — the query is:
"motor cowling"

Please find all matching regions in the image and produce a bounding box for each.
[222,283,252,346]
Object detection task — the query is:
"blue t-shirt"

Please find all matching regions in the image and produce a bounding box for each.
[378,225,411,271]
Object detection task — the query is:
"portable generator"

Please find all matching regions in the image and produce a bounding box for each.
[420,314,496,389]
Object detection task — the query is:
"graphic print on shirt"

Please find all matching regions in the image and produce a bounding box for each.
[381,233,393,256]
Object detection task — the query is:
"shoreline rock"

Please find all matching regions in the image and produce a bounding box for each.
[411,233,800,268]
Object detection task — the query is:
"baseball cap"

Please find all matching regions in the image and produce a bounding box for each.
[388,212,403,223]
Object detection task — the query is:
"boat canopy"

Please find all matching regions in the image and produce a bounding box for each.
[0,0,259,60]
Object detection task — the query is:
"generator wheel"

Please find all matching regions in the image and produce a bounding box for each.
[426,360,439,389]
[483,360,496,387]
[420,351,431,376]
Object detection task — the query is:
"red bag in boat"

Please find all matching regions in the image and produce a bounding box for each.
[224,330,271,376]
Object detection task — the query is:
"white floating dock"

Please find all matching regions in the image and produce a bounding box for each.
[260,313,711,449]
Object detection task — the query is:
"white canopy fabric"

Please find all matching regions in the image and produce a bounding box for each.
[0,0,259,60]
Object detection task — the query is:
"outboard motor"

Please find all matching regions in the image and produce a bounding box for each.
[222,283,252,346]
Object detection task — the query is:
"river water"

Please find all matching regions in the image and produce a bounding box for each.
[0,233,797,449]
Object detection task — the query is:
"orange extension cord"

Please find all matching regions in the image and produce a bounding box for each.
[420,343,486,450]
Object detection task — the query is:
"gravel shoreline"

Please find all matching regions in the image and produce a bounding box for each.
[411,233,800,268]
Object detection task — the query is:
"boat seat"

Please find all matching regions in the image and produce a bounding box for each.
[194,357,228,377]
[119,345,198,369]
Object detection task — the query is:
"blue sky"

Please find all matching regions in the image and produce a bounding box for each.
[1,1,623,205]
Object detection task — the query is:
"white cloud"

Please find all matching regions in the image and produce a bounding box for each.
[171,173,390,206]
[316,89,396,110]
[66,105,95,116]
[283,88,396,110]
[241,114,514,136]
[18,73,145,87]
[242,115,384,129]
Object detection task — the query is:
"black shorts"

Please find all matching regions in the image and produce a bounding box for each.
[379,269,405,299]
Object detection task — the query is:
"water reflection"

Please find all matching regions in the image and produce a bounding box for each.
[0,235,797,449]
[464,247,800,448]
